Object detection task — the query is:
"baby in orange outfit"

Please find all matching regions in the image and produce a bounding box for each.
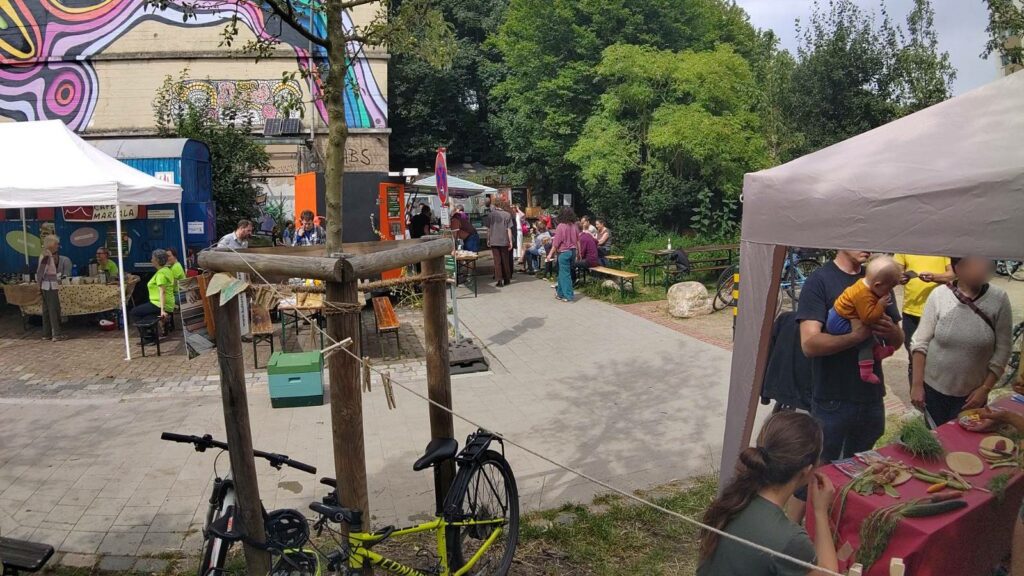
[826,256,903,384]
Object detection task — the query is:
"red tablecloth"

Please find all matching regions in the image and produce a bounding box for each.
[809,397,1024,576]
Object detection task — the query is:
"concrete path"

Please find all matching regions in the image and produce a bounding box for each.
[0,274,732,564]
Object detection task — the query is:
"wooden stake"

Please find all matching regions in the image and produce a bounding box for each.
[213,294,270,575]
[325,278,370,537]
[422,255,456,514]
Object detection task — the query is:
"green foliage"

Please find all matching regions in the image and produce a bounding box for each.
[567,44,767,238]
[897,417,944,460]
[389,0,508,169]
[491,0,762,205]
[785,0,955,157]
[153,72,271,238]
[983,0,1024,69]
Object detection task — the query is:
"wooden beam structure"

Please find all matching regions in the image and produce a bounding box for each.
[421,255,455,512]
[213,294,270,574]
[347,237,454,279]
[198,250,350,282]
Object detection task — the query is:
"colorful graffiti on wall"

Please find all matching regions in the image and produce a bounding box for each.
[176,79,303,127]
[0,0,387,131]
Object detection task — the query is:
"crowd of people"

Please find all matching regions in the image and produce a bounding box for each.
[700,250,1018,575]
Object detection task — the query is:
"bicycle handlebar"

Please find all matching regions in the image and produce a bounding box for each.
[160,432,316,474]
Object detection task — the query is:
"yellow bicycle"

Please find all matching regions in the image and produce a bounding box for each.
[275,429,519,576]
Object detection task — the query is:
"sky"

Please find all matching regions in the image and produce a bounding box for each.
[734,0,1000,95]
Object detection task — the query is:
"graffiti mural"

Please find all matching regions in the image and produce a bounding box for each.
[176,79,303,126]
[0,0,387,131]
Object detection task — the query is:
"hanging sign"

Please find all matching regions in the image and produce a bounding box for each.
[63,205,139,222]
[435,148,449,204]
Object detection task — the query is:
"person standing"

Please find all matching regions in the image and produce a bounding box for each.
[293,210,326,246]
[166,247,187,296]
[450,209,480,252]
[910,257,1012,425]
[409,204,431,239]
[485,200,513,287]
[37,235,70,341]
[546,208,580,302]
[797,250,903,462]
[511,204,526,266]
[282,221,296,246]
[894,253,954,383]
[217,219,253,249]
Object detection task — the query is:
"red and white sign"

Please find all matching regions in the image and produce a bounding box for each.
[63,205,141,222]
[435,148,449,204]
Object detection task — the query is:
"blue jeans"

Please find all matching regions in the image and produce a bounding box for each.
[811,399,886,462]
[525,247,543,272]
[463,233,480,253]
[556,250,575,300]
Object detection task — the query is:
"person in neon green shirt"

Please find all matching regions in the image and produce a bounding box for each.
[166,247,187,292]
[94,246,118,280]
[130,250,176,331]
[894,253,955,384]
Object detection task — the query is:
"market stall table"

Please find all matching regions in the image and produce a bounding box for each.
[453,253,479,297]
[4,276,140,327]
[277,293,325,351]
[809,396,1024,576]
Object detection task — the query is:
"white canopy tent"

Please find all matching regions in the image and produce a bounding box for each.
[721,72,1024,486]
[0,120,184,361]
[412,174,497,197]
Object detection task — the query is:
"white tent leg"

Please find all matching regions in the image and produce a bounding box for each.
[177,203,187,267]
[20,208,29,267]
[718,241,785,490]
[115,206,132,361]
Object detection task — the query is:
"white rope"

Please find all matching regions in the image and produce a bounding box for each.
[215,246,845,576]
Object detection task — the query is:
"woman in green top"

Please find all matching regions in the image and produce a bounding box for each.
[94,247,118,280]
[166,247,187,290]
[130,249,176,329]
[698,412,838,576]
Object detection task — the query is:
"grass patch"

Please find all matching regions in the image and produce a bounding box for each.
[578,278,668,305]
[518,476,718,575]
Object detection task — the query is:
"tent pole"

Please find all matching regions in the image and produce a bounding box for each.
[177,203,187,268]
[20,209,29,267]
[115,205,132,361]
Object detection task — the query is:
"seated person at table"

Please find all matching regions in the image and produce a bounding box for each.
[826,255,901,385]
[130,249,176,334]
[94,247,118,279]
[166,247,187,293]
[294,210,326,246]
[525,222,551,274]
[698,411,837,576]
[573,224,601,284]
[595,219,612,264]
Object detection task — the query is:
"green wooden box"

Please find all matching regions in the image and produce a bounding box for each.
[267,351,324,408]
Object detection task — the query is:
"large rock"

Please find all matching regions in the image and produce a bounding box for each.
[667,281,710,318]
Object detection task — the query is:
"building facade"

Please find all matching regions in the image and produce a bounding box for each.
[0,1,390,212]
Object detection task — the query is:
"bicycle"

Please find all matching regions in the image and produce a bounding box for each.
[712,249,822,312]
[160,432,318,576]
[996,260,1024,281]
[287,428,519,576]
[1000,321,1024,387]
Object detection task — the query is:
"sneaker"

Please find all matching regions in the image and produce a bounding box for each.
[550,284,557,289]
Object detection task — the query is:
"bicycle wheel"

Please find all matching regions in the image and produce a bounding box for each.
[446,451,519,576]
[999,323,1023,386]
[713,266,738,312]
[785,259,821,304]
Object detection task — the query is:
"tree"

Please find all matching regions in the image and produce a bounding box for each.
[153,73,271,238]
[983,0,1024,71]
[786,0,954,156]
[566,44,768,238]
[149,0,456,253]
[389,0,508,169]
[491,0,762,208]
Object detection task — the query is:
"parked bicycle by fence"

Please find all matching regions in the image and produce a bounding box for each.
[713,248,824,312]
[1000,321,1024,387]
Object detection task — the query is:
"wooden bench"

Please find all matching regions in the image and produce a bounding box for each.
[371,296,401,357]
[251,304,275,369]
[1,536,54,575]
[590,266,639,298]
[638,262,662,286]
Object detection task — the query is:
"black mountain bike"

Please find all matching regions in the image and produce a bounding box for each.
[160,432,317,576]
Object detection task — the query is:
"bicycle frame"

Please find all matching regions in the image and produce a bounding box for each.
[343,517,506,576]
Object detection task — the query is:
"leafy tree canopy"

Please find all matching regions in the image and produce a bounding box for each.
[983,0,1024,70]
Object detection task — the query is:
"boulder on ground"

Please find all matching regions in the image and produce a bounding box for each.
[602,280,618,290]
[667,281,710,318]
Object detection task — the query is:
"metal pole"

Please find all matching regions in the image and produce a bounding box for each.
[114,205,131,361]
[177,203,188,269]
[20,208,29,267]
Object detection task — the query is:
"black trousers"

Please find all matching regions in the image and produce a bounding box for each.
[131,302,161,325]
[903,313,920,384]
[924,383,968,427]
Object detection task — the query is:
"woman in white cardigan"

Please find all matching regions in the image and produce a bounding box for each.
[910,256,1013,426]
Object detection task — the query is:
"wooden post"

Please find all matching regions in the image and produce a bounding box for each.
[325,273,370,534]
[422,256,456,512]
[213,294,270,574]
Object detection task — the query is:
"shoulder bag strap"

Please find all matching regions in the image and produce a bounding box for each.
[946,283,995,332]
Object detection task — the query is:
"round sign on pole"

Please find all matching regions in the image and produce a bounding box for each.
[435,148,448,204]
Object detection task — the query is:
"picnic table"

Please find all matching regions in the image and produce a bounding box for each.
[277,293,324,351]
[809,395,1024,575]
[640,244,739,286]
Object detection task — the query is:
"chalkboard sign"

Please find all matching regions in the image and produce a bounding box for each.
[386,185,401,218]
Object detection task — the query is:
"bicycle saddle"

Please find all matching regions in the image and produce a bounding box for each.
[413,438,458,471]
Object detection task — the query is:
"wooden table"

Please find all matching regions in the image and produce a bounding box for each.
[454,254,479,297]
[278,294,324,351]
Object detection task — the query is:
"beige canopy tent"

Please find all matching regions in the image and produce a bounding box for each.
[720,72,1024,485]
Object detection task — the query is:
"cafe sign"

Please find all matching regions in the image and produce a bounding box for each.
[62,205,140,222]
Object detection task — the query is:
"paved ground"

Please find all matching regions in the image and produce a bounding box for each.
[0,272,734,567]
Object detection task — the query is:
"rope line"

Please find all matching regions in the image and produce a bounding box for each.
[215,247,846,576]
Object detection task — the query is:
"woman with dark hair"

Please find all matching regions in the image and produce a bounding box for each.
[911,256,1013,425]
[546,207,580,302]
[698,412,837,576]
[130,249,176,330]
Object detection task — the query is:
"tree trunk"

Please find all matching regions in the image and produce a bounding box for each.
[325,0,348,253]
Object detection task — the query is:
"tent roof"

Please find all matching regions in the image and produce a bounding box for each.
[0,120,182,209]
[90,138,209,162]
[741,71,1024,260]
[413,174,497,197]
